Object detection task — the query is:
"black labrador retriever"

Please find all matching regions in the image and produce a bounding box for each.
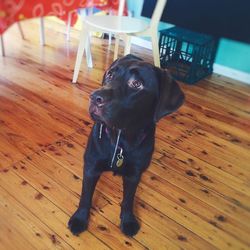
[68,54,184,237]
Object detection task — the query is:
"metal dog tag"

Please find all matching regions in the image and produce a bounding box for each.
[116,148,124,168]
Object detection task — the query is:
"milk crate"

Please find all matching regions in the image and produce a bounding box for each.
[159,26,218,84]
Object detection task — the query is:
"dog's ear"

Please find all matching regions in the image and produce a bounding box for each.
[154,68,185,122]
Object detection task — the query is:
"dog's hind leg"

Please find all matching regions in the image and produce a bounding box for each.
[68,173,100,235]
[120,175,141,237]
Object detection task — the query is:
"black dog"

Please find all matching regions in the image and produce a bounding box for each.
[68,54,184,237]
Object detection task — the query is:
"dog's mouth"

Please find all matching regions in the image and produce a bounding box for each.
[89,101,120,129]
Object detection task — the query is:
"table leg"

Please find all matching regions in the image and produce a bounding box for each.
[0,36,5,56]
[17,22,25,40]
[39,17,45,45]
[66,11,72,41]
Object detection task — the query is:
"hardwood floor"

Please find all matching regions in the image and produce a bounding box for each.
[0,17,250,250]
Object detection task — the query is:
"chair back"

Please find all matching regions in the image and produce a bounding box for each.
[118,0,126,16]
[150,0,168,29]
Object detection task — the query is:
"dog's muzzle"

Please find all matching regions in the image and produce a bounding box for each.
[89,91,107,121]
[90,92,106,107]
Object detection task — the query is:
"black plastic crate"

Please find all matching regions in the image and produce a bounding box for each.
[159,26,218,84]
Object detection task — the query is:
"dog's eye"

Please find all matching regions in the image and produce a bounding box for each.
[106,71,114,80]
[128,80,143,90]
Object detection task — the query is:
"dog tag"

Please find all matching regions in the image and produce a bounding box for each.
[116,148,124,168]
[116,155,124,167]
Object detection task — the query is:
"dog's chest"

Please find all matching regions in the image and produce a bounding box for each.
[98,136,137,176]
[89,123,155,176]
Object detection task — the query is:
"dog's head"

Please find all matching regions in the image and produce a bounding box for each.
[89,54,184,130]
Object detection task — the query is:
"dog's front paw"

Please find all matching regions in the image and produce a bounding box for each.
[120,214,140,237]
[68,209,89,235]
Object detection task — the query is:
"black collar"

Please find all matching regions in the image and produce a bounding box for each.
[98,123,153,147]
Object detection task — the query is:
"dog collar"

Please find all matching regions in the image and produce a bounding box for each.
[110,129,122,168]
[99,123,123,168]
[98,122,151,168]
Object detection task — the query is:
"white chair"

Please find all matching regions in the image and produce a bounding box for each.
[72,0,167,83]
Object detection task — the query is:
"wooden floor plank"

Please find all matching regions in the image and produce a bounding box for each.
[0,219,35,250]
[99,203,183,250]
[181,83,250,121]
[141,170,250,245]
[158,124,250,177]
[157,139,250,195]
[0,186,72,250]
[68,128,250,224]
[1,161,146,249]
[155,145,250,211]
[42,132,249,250]
[27,139,217,250]
[22,130,214,249]
[173,105,250,151]
[150,159,250,230]
[0,168,112,250]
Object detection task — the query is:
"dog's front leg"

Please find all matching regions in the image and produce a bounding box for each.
[120,175,141,236]
[68,172,100,235]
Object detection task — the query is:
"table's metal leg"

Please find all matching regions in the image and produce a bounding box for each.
[66,11,72,41]
[0,35,5,56]
[17,22,25,40]
[39,17,45,45]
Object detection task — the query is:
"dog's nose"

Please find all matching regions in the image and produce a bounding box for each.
[96,95,104,106]
[90,93,105,107]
